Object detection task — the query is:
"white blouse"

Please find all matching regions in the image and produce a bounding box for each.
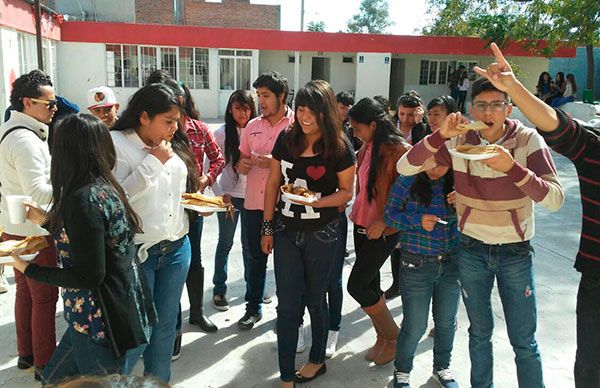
[206,125,247,198]
[111,130,189,262]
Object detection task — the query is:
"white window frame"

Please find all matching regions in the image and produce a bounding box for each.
[218,49,253,91]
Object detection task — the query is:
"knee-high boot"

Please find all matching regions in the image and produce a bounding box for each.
[363,296,399,365]
[187,268,218,332]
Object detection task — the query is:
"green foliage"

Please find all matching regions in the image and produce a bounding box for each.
[347,0,393,34]
[307,21,326,32]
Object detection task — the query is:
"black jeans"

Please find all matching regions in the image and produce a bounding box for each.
[177,215,204,331]
[575,274,600,388]
[243,209,268,315]
[274,218,339,382]
[347,224,399,308]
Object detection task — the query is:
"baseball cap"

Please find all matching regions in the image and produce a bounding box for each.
[87,86,118,109]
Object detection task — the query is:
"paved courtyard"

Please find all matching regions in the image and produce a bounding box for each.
[0,151,581,388]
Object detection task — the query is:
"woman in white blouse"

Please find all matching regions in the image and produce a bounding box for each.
[110,84,200,382]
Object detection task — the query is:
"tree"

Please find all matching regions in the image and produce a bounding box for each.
[307,21,326,32]
[423,0,600,95]
[347,0,393,34]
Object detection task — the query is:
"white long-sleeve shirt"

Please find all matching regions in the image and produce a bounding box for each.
[205,125,246,198]
[0,111,52,236]
[111,129,189,262]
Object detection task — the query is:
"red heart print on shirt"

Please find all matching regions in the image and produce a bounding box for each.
[306,165,326,181]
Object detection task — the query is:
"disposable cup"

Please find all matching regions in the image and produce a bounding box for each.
[5,195,31,224]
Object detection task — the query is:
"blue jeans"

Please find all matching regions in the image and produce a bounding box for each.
[394,251,460,373]
[125,236,191,383]
[457,233,544,388]
[43,327,124,384]
[242,209,268,315]
[274,218,339,382]
[213,197,251,295]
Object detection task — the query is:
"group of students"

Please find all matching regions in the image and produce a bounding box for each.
[535,70,578,107]
[0,42,598,388]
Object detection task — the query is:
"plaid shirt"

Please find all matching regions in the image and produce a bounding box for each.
[384,174,457,255]
[184,117,225,185]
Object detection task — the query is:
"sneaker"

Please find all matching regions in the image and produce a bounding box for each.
[325,330,339,358]
[263,294,273,304]
[296,324,305,353]
[212,293,229,311]
[393,369,410,388]
[0,266,9,294]
[238,312,262,330]
[432,368,458,388]
[34,365,45,382]
[172,331,182,361]
[17,354,34,369]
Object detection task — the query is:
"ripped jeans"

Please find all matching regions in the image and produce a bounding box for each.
[273,218,339,382]
[456,233,544,388]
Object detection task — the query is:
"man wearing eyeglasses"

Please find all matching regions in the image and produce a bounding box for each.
[396,74,564,387]
[0,69,58,381]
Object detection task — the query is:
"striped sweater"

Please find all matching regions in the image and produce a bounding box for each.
[540,109,600,277]
[396,119,564,244]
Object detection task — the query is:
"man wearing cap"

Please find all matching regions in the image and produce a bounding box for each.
[87,86,119,128]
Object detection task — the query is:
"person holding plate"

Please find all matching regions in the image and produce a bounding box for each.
[396,76,564,388]
[261,80,356,387]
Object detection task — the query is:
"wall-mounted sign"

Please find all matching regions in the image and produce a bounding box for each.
[359,55,364,63]
[384,56,390,64]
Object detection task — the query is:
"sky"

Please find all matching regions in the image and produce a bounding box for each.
[251,0,431,35]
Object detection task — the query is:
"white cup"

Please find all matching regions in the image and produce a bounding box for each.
[5,195,32,224]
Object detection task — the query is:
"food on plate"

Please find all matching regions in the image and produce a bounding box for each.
[455,144,498,155]
[181,192,234,217]
[0,235,48,256]
[280,184,316,199]
[457,121,489,133]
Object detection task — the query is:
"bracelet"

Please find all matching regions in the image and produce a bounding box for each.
[261,220,274,236]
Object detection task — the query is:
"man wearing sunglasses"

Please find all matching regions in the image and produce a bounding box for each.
[0,69,58,381]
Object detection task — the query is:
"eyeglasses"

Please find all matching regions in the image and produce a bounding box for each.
[29,98,58,110]
[472,101,508,113]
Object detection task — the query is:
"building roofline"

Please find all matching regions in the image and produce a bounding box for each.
[60,21,576,58]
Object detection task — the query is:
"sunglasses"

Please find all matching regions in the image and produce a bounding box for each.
[29,97,58,110]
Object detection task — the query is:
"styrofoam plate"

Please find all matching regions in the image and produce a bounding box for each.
[0,253,38,264]
[280,187,317,204]
[181,203,228,213]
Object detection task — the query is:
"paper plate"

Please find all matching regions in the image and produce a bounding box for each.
[0,253,38,264]
[448,148,498,161]
[181,203,228,213]
[280,188,316,204]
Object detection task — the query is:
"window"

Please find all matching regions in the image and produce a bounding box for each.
[160,47,177,79]
[428,61,438,84]
[342,56,354,63]
[419,60,429,85]
[219,50,252,91]
[106,44,139,87]
[438,61,448,85]
[17,33,38,76]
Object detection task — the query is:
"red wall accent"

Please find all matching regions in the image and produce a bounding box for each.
[0,0,61,40]
[59,21,575,58]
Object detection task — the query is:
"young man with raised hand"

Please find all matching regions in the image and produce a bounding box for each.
[477,42,600,388]
[396,54,564,387]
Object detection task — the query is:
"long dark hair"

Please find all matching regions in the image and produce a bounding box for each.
[348,97,404,202]
[285,80,346,159]
[112,84,199,194]
[224,90,256,171]
[409,121,454,208]
[566,73,577,93]
[537,72,552,89]
[47,114,141,234]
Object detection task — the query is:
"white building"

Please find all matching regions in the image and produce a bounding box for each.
[1,1,576,118]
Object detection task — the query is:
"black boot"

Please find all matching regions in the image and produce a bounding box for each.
[186,268,218,332]
[384,249,401,299]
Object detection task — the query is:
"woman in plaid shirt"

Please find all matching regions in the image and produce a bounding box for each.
[384,137,460,388]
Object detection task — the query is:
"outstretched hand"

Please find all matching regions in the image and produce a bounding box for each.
[473,43,518,93]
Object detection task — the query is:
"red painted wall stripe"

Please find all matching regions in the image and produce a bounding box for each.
[60,21,576,58]
[0,0,61,40]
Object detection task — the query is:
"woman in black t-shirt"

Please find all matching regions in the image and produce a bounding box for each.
[261,80,356,387]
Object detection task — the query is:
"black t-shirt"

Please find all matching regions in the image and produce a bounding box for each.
[271,129,356,232]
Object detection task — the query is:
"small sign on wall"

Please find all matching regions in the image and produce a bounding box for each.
[384,56,390,64]
[359,55,364,63]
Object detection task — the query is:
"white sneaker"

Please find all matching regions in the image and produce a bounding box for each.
[296,324,305,353]
[0,266,9,294]
[325,330,339,358]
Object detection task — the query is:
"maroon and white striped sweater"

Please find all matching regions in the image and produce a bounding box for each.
[397,119,564,244]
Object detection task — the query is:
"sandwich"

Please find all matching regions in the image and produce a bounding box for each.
[181,192,235,218]
[456,121,489,133]
[281,184,316,199]
[0,235,48,256]
[455,144,498,155]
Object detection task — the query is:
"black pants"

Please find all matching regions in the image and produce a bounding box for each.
[575,274,600,388]
[347,224,399,308]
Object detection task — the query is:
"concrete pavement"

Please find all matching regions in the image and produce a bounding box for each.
[0,152,581,387]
